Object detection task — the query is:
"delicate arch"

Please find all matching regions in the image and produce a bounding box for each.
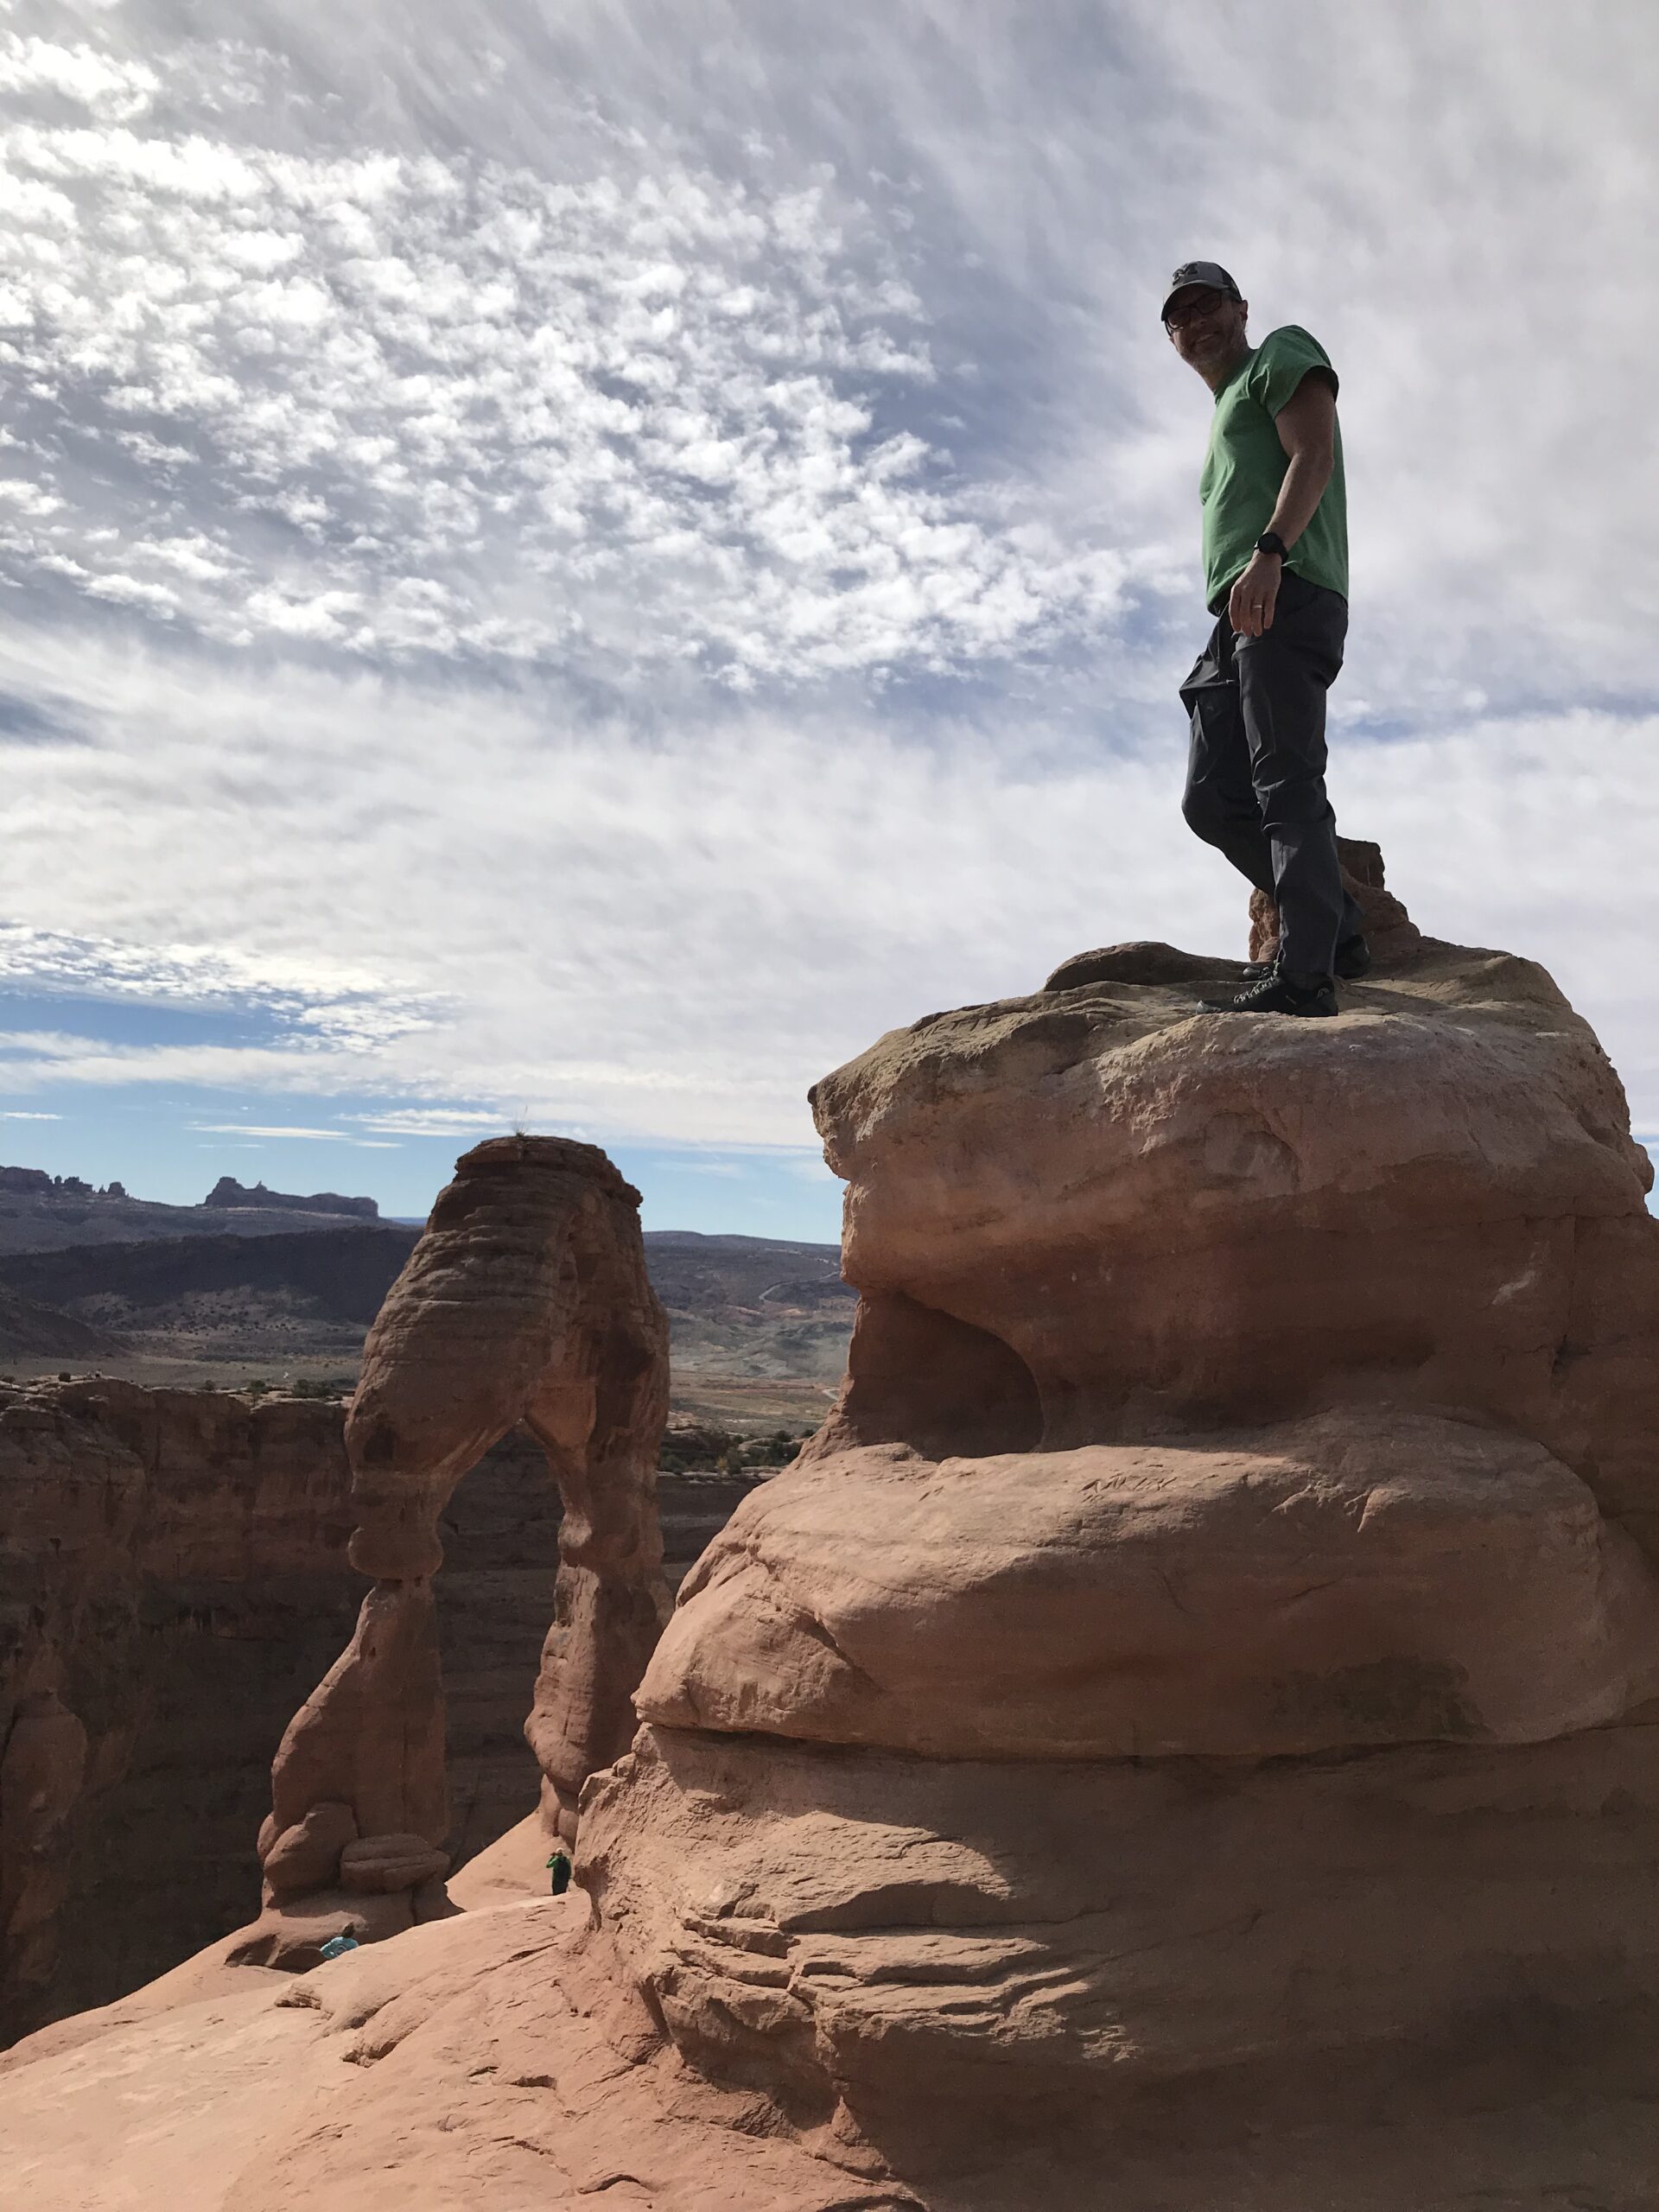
[245,1137,670,1965]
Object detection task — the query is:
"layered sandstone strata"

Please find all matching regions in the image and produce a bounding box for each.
[584,868,1659,2183]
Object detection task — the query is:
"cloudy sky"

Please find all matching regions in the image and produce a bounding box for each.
[0,1,1654,1237]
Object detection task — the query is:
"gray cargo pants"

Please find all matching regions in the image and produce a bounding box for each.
[1179,569,1363,976]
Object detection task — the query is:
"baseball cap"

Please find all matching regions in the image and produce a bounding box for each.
[1160,261,1242,322]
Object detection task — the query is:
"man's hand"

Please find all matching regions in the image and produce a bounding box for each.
[1229,548,1282,639]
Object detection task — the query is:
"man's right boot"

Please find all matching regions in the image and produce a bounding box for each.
[1198,969,1339,1019]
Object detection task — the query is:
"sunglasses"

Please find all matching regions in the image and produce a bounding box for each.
[1164,291,1232,333]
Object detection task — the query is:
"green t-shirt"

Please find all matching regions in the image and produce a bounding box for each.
[1199,325,1347,610]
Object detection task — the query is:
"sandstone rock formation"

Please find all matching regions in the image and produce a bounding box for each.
[582,859,1659,2190]
[637,1409,1659,1761]
[0,1894,858,2212]
[0,1163,400,1254]
[245,1135,671,1967]
[0,1222,418,1343]
[436,1433,760,1870]
[812,866,1658,1529]
[0,1166,55,1195]
[10,869,1659,2209]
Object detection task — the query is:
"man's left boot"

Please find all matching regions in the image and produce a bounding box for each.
[1198,968,1338,1018]
[1241,931,1370,983]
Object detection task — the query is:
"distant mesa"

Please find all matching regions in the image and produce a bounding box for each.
[0,1166,54,1195]
[200,1175,379,1220]
[0,1164,379,1221]
[0,1166,108,1198]
[0,1162,394,1256]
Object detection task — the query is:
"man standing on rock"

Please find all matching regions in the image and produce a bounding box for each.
[1163,260,1366,1019]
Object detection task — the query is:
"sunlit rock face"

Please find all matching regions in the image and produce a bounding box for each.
[588,861,1659,2188]
[809,919,1656,1509]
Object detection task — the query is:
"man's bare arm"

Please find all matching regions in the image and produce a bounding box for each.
[1265,372,1336,550]
[1227,371,1338,637]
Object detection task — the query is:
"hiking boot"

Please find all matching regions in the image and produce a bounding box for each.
[1242,932,1370,983]
[1198,968,1338,1018]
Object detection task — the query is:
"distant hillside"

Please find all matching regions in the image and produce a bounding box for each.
[0,1225,420,1324]
[0,1218,853,1396]
[641,1230,849,1311]
[0,1287,127,1362]
[642,1230,855,1382]
[0,1163,394,1255]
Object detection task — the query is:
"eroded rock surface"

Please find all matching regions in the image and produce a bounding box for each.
[248,1136,671,1966]
[1246,834,1424,966]
[587,862,1659,2192]
[639,1410,1659,1760]
[807,880,1659,1536]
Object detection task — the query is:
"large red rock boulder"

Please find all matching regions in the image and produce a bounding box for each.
[582,866,1659,2193]
[808,916,1659,1547]
[638,1410,1659,1759]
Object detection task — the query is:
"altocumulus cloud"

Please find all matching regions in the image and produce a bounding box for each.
[0,20,1129,683]
[0,0,1655,1209]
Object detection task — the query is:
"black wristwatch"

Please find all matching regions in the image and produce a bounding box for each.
[1255,531,1288,562]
